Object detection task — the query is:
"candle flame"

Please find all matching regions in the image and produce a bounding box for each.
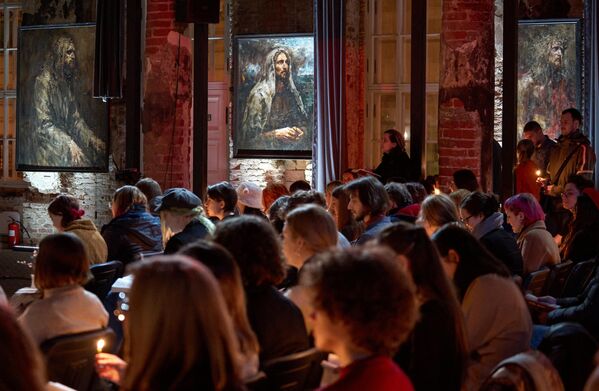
[433,188,441,195]
[97,339,105,353]
[535,170,541,177]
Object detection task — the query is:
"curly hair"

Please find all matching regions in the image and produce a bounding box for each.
[213,215,285,286]
[300,247,418,356]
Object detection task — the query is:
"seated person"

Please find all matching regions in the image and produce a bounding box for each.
[213,215,310,363]
[155,188,214,254]
[417,194,460,237]
[300,247,418,391]
[19,233,108,345]
[135,177,162,216]
[560,188,599,263]
[205,181,239,222]
[101,186,163,265]
[48,194,107,264]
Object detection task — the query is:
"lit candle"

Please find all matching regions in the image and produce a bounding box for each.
[535,170,541,177]
[433,187,441,195]
[96,339,105,353]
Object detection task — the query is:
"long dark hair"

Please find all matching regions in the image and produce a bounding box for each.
[561,193,599,257]
[432,224,510,300]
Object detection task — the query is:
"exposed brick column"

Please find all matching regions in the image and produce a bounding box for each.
[142,0,192,190]
[438,0,495,191]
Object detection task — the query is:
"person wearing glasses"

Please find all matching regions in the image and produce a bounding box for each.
[460,192,523,276]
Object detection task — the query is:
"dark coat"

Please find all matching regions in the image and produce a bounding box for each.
[550,269,599,339]
[101,204,163,265]
[374,146,413,183]
[547,130,596,189]
[245,285,309,364]
[394,299,465,391]
[480,229,524,276]
[163,218,210,254]
[563,223,599,263]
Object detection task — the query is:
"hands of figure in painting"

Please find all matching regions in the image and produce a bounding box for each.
[265,126,304,142]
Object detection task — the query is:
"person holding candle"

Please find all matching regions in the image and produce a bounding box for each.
[514,139,541,201]
[95,255,245,390]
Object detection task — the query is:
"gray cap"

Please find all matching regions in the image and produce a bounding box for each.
[154,188,201,212]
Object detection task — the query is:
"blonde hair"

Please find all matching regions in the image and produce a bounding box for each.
[420,194,460,228]
[285,204,338,254]
[123,256,243,391]
[112,186,148,217]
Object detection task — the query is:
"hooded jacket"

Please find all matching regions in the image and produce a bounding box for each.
[101,204,163,265]
[64,219,107,264]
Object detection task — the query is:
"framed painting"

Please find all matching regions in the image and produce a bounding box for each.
[517,19,581,140]
[233,34,314,158]
[22,0,97,26]
[16,23,108,172]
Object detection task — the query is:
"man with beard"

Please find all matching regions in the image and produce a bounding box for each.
[519,36,576,138]
[28,35,105,167]
[345,176,392,246]
[241,47,309,150]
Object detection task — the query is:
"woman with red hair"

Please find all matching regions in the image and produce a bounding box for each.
[504,193,560,275]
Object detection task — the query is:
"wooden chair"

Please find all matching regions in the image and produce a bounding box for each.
[544,261,574,297]
[262,348,324,391]
[41,328,116,391]
[560,259,597,298]
[523,268,551,296]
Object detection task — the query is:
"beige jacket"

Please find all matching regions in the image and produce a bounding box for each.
[517,220,561,275]
[64,219,108,264]
[462,274,532,391]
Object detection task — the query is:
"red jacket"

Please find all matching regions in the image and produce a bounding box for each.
[515,160,540,201]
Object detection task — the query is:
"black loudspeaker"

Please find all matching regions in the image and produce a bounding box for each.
[175,0,220,23]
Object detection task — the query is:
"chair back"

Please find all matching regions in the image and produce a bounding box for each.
[262,348,323,391]
[544,261,574,297]
[523,268,551,296]
[84,260,124,301]
[560,259,596,297]
[41,328,116,391]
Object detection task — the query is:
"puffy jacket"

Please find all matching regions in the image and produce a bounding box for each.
[101,204,163,265]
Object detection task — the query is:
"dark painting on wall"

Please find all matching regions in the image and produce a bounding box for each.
[517,19,580,140]
[22,0,96,25]
[17,24,108,172]
[234,34,314,158]
[518,0,584,19]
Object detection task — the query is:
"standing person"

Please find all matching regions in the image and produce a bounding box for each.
[504,193,560,275]
[155,188,214,255]
[48,194,107,264]
[432,225,532,391]
[460,192,524,276]
[95,256,246,390]
[514,139,541,201]
[101,186,163,265]
[300,247,418,391]
[345,176,392,245]
[205,181,238,222]
[546,108,596,192]
[374,129,413,184]
[377,223,468,391]
[522,120,556,175]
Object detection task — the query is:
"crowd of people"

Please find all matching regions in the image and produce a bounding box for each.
[1,107,599,391]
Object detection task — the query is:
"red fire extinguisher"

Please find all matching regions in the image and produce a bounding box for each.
[8,217,20,248]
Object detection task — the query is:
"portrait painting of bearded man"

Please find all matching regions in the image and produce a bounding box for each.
[517,20,580,140]
[234,35,314,157]
[17,25,108,171]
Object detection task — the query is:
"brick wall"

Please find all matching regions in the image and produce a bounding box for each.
[142,0,192,190]
[438,0,495,191]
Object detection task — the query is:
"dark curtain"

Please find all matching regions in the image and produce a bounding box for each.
[313,0,345,191]
[94,0,124,99]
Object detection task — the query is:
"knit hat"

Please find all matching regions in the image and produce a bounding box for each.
[236,182,263,210]
[155,188,201,212]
